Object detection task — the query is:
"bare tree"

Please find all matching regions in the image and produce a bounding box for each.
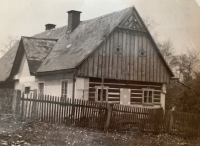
[143,16,159,42]
[0,36,19,55]
[169,49,200,81]
[157,38,174,64]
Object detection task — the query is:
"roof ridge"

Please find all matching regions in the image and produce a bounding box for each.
[81,6,133,24]
[33,7,133,37]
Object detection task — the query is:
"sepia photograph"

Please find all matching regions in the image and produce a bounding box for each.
[0,0,200,145]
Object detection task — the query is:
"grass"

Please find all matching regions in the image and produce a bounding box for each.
[0,121,200,146]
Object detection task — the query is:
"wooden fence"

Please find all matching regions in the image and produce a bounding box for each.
[109,104,165,133]
[168,111,200,137]
[20,93,107,130]
[6,91,200,137]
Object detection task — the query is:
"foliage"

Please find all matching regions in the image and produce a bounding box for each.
[166,72,200,113]
[177,72,200,113]
[0,89,14,115]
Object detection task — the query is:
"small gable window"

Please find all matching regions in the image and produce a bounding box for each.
[139,50,146,57]
[114,46,122,54]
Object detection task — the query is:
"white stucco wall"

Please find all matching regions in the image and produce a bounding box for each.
[75,77,89,100]
[13,52,90,99]
[36,73,74,97]
[14,53,37,93]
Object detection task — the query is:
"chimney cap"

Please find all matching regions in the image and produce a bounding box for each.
[45,24,56,27]
[67,10,82,14]
[45,24,56,31]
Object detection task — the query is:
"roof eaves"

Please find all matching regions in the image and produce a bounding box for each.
[36,68,74,75]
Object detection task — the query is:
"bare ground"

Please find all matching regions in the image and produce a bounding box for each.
[0,121,200,146]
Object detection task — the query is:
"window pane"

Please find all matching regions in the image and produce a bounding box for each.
[98,89,101,101]
[25,87,30,94]
[144,91,148,97]
[103,89,106,101]
[39,83,44,94]
[144,96,147,103]
[61,81,68,98]
[149,91,152,97]
[149,97,152,103]
[97,89,107,101]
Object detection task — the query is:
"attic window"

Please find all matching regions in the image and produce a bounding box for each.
[139,50,146,57]
[114,46,122,54]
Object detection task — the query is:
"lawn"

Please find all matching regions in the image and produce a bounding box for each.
[0,121,199,146]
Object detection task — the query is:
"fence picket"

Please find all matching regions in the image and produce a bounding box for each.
[7,92,200,137]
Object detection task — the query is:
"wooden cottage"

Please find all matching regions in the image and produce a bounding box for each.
[0,6,174,109]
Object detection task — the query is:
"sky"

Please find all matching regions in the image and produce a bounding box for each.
[0,0,200,58]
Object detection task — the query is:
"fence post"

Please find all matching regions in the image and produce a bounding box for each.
[21,93,24,121]
[168,106,175,133]
[12,90,21,120]
[104,103,113,131]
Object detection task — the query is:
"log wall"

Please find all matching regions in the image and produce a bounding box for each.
[88,78,162,105]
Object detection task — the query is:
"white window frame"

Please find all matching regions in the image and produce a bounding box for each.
[38,81,45,95]
[142,88,154,105]
[95,86,109,102]
[60,79,69,100]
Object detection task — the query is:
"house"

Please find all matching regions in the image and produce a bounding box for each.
[0,6,174,110]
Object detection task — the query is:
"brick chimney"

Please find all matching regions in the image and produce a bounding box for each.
[45,24,56,31]
[67,10,81,33]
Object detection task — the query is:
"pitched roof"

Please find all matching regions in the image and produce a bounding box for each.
[0,29,62,81]
[0,6,174,82]
[37,7,132,72]
[22,37,57,73]
[0,42,19,81]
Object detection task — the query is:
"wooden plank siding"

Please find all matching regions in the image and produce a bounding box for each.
[76,27,171,83]
[88,78,162,105]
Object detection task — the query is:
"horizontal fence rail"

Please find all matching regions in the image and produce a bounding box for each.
[10,92,200,137]
[109,104,165,133]
[20,94,107,130]
[169,111,200,137]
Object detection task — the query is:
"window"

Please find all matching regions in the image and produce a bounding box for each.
[61,80,68,100]
[38,83,44,95]
[142,88,154,105]
[114,46,122,54]
[25,87,30,94]
[95,86,109,102]
[139,51,146,57]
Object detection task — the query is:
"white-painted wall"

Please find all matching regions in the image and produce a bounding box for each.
[75,77,89,100]
[14,52,75,98]
[14,53,37,93]
[36,73,73,97]
[13,53,91,99]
